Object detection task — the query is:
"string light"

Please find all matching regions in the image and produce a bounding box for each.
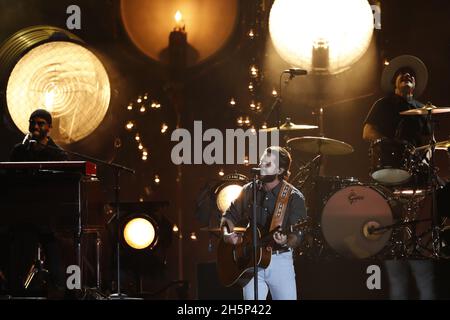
[244,116,251,125]
[138,143,144,150]
[250,65,258,78]
[142,150,148,156]
[161,123,168,133]
[261,122,268,129]
[154,174,160,184]
[272,89,278,97]
[218,169,225,177]
[229,98,236,106]
[126,121,134,130]
[140,106,146,113]
[143,93,148,100]
[151,102,161,109]
[135,133,140,141]
[237,116,244,126]
[248,82,254,92]
[173,225,179,233]
[190,232,198,241]
[142,155,148,161]
[250,101,256,110]
[384,59,390,66]
[248,29,255,39]
[127,103,133,110]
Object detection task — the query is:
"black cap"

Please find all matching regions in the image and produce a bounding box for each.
[30,109,52,125]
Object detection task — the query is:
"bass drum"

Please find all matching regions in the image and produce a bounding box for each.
[320,184,395,259]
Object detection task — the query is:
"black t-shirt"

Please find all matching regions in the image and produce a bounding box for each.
[364,93,429,146]
[10,137,68,161]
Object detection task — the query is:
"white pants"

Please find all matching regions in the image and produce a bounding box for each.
[243,251,297,300]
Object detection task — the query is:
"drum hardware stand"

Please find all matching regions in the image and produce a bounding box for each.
[425,108,442,258]
[24,243,48,290]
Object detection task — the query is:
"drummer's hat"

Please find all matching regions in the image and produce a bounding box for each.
[381,55,428,97]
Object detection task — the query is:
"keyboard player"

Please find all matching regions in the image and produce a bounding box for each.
[10,109,68,162]
[2,109,67,298]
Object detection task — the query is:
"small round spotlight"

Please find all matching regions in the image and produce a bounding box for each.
[123,217,157,250]
[216,184,243,213]
[215,173,248,213]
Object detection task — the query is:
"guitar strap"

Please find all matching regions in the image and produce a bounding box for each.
[269,180,293,232]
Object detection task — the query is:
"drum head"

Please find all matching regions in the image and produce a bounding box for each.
[321,185,393,259]
[371,168,411,185]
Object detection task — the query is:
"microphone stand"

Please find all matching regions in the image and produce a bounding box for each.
[250,168,259,300]
[264,71,295,130]
[31,140,136,298]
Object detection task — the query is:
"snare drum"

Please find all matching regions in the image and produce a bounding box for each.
[320,184,395,259]
[369,138,414,185]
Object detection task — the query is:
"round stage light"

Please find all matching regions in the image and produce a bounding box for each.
[216,184,243,213]
[123,217,157,250]
[269,0,374,74]
[6,41,110,144]
[120,0,239,67]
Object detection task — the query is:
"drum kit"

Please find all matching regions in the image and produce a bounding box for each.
[262,103,450,260]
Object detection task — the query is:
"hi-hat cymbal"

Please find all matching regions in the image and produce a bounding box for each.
[287,136,354,155]
[199,227,246,233]
[400,103,450,115]
[260,118,318,132]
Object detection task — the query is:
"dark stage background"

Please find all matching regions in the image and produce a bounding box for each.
[0,0,449,299]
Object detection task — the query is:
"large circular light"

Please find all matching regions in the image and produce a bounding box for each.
[216,184,243,213]
[269,0,374,74]
[120,0,239,67]
[123,218,156,250]
[6,41,110,144]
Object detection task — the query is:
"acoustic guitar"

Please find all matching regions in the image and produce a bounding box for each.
[217,218,310,287]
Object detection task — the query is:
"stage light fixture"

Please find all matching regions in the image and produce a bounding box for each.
[269,0,374,74]
[0,26,111,145]
[214,173,248,213]
[123,217,157,250]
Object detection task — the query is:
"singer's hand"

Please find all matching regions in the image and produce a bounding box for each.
[273,231,287,245]
[223,232,242,245]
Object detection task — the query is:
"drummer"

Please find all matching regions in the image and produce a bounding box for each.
[362,55,435,300]
[363,55,430,147]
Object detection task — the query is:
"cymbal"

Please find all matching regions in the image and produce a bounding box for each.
[400,103,450,115]
[287,136,354,155]
[199,227,246,233]
[416,140,450,151]
[260,118,318,132]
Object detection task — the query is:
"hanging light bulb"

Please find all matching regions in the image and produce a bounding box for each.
[127,103,133,111]
[173,225,179,233]
[161,123,168,134]
[229,98,236,106]
[135,133,140,141]
[138,143,144,150]
[218,169,225,177]
[137,96,142,104]
[248,82,254,92]
[154,174,160,184]
[140,106,146,113]
[143,93,148,100]
[272,89,278,97]
[126,121,134,130]
[250,65,258,78]
[249,101,256,110]
[248,29,255,39]
[261,122,268,129]
[237,116,244,126]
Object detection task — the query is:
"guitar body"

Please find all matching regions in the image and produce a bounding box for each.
[217,227,272,287]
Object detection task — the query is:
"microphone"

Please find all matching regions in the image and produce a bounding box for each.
[284,68,308,77]
[22,133,32,145]
[251,167,261,174]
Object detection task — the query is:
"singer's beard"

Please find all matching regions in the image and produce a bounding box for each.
[260,174,277,183]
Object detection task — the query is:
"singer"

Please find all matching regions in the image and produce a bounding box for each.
[10,109,68,162]
[220,146,307,300]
